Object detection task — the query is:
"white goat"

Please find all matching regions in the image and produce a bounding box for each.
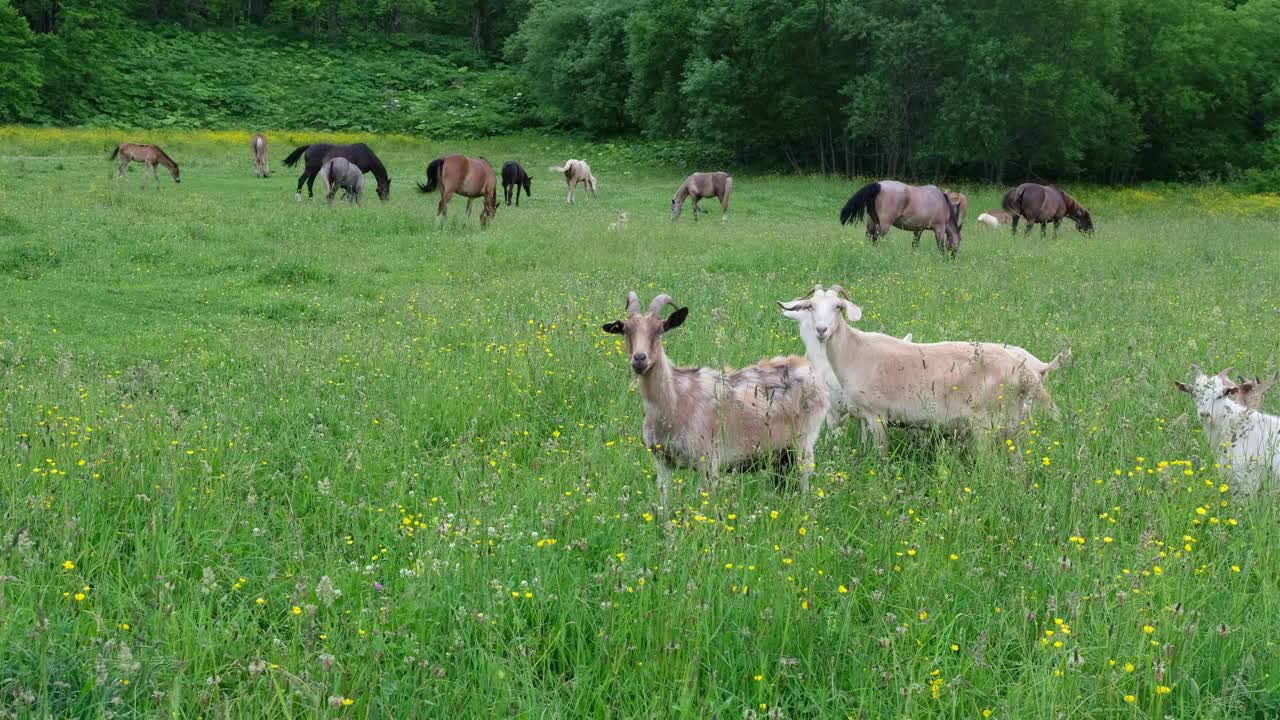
[778,285,1067,458]
[604,292,828,508]
[1176,365,1280,495]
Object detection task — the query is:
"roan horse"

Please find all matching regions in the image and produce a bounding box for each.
[501,161,532,206]
[418,154,497,227]
[110,143,180,188]
[251,133,270,177]
[319,157,365,206]
[550,159,597,204]
[1001,183,1093,238]
[672,171,733,223]
[840,180,961,256]
[283,143,391,202]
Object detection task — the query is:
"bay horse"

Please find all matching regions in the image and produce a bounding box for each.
[1001,183,1093,238]
[672,171,733,223]
[110,143,180,188]
[550,159,597,204]
[418,154,497,227]
[840,180,961,256]
[319,157,364,205]
[251,133,269,177]
[501,161,532,206]
[283,143,391,202]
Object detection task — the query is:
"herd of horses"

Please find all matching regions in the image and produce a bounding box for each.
[107,135,1095,250]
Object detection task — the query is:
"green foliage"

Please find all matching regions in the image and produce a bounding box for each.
[27,27,531,136]
[0,0,41,122]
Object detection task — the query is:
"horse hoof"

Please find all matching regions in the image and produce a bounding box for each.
[295,193,302,202]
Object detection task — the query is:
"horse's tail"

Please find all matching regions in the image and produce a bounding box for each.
[1001,185,1024,215]
[840,182,880,225]
[723,175,733,200]
[283,145,309,168]
[418,158,443,194]
[549,164,568,174]
[109,146,120,160]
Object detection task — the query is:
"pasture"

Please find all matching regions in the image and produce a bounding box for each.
[1,127,1279,718]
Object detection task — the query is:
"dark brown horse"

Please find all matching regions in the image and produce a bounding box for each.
[501,161,532,206]
[840,180,961,256]
[284,143,391,202]
[418,154,497,227]
[672,171,733,222]
[110,143,180,188]
[1001,183,1093,238]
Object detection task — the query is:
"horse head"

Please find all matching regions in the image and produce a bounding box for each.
[377,177,391,203]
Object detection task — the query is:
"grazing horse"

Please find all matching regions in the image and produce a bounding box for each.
[840,180,961,256]
[501,161,532,206]
[417,154,498,227]
[284,143,391,202]
[550,159,597,204]
[319,157,365,205]
[672,171,733,223]
[909,190,967,248]
[1001,183,1093,238]
[110,143,180,188]
[977,210,1012,228]
[251,133,270,177]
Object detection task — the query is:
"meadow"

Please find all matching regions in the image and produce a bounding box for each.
[1,126,1279,719]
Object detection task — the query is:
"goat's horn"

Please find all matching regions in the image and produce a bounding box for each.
[829,284,851,301]
[1217,366,1234,380]
[648,294,676,315]
[626,291,641,315]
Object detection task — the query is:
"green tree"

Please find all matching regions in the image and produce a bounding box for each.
[0,0,41,121]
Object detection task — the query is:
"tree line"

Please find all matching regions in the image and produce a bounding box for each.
[3,0,1279,184]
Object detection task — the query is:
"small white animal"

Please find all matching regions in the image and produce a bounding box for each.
[1176,365,1280,495]
[609,211,629,231]
[977,210,1011,228]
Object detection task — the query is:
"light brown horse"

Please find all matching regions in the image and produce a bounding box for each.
[672,171,733,223]
[840,180,961,256]
[251,133,269,177]
[1001,183,1093,238]
[550,159,597,204]
[110,143,180,188]
[417,154,497,227]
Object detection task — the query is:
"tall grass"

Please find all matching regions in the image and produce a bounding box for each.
[1,128,1278,718]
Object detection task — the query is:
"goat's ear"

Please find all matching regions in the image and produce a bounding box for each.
[1174,380,1193,394]
[663,307,689,332]
[841,301,863,322]
[776,300,809,312]
[602,320,624,335]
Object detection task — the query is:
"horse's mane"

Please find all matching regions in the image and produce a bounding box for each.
[152,146,178,169]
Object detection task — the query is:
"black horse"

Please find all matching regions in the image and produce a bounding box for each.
[284,143,391,202]
[501,161,532,206]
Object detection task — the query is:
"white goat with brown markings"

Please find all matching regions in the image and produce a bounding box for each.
[604,292,828,508]
[1176,365,1280,496]
[778,285,1067,458]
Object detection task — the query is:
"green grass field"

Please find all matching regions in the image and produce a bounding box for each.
[1,127,1279,718]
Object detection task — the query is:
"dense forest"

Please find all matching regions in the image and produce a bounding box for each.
[3,0,1280,184]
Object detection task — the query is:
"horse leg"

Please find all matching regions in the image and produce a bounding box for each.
[1053,218,1062,239]
[115,159,128,186]
[152,162,161,189]
[933,226,948,254]
[691,197,701,222]
[296,172,309,201]
[720,193,729,223]
[1010,215,1019,235]
[1040,222,1047,239]
[465,197,474,221]
[911,229,923,250]
[437,189,453,225]
[306,172,317,199]
[866,222,878,246]
[516,185,521,206]
[1024,219,1034,238]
